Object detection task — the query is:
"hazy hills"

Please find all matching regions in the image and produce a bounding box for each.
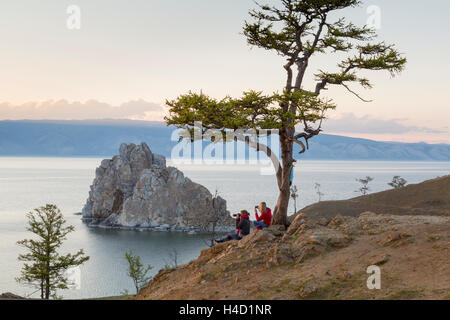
[0,120,449,161]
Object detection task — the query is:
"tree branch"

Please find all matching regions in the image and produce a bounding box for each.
[234,133,282,188]
[341,83,372,102]
[294,15,328,91]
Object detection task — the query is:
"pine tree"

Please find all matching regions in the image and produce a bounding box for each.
[388,176,407,189]
[165,0,406,226]
[125,250,153,294]
[356,176,374,195]
[16,204,89,299]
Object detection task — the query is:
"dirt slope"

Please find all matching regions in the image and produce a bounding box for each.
[294,175,450,221]
[137,212,450,300]
[0,293,26,300]
[135,176,450,300]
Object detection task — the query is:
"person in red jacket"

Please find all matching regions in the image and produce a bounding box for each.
[254,202,272,230]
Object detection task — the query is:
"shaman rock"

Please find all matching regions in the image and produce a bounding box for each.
[82,142,233,231]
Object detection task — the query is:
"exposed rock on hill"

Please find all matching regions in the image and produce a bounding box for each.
[82,143,233,232]
[135,176,450,300]
[137,212,450,300]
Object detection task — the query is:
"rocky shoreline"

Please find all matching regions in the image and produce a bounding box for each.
[81,216,234,234]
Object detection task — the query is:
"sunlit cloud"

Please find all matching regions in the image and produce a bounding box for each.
[0,100,165,121]
[323,113,445,135]
[322,113,449,144]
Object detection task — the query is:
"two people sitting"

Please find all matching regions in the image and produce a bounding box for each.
[216,202,272,244]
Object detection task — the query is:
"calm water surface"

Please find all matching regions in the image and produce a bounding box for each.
[0,157,448,298]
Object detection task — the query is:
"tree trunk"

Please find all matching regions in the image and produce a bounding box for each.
[272,130,294,226]
[45,246,50,299]
[40,279,44,299]
[45,275,50,299]
[272,181,290,226]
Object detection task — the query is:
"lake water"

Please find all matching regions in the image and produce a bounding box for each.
[0,157,449,299]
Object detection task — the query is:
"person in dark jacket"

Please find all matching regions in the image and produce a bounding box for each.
[216,210,250,243]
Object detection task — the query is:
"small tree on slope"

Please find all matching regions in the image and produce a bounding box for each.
[125,250,153,294]
[165,0,406,226]
[389,176,407,189]
[356,176,374,195]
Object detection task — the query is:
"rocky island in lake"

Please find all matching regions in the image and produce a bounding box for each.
[82,142,234,233]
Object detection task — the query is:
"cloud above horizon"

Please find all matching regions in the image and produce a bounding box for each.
[0,100,165,121]
[1,101,448,143]
[323,113,445,135]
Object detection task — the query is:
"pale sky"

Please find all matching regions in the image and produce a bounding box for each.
[1,0,449,143]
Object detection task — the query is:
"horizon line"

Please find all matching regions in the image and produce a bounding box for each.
[1,118,449,146]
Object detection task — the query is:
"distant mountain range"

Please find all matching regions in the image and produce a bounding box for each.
[1,120,449,161]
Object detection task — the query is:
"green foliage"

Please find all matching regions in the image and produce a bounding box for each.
[16,204,89,299]
[125,250,153,294]
[244,1,363,55]
[166,0,406,141]
[164,0,406,225]
[166,90,335,137]
[388,176,407,189]
[355,176,374,195]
